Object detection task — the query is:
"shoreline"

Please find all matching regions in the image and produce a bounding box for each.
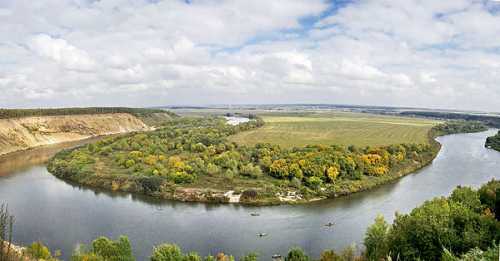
[47,131,444,206]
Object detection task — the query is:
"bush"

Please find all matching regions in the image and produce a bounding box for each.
[91,236,134,261]
[240,189,258,201]
[150,244,183,261]
[25,241,53,260]
[72,236,134,261]
[240,164,263,179]
[285,248,309,261]
[306,177,322,189]
[138,176,163,194]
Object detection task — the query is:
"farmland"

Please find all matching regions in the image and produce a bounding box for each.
[229,112,440,148]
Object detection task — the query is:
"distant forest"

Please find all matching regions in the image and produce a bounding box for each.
[401,111,500,128]
[0,107,176,119]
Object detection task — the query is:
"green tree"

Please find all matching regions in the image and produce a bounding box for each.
[364,215,389,260]
[285,248,309,261]
[25,241,53,260]
[449,186,482,211]
[150,244,183,261]
[240,253,258,261]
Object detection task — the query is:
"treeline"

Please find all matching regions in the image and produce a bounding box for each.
[431,120,488,136]
[364,179,500,260]
[2,180,498,261]
[48,116,436,203]
[0,107,177,119]
[485,130,500,152]
[401,111,500,128]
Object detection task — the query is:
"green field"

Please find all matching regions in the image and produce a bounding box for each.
[229,112,440,148]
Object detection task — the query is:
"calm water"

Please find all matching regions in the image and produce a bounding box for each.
[0,130,499,260]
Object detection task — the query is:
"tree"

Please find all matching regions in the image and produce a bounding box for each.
[306,176,322,189]
[91,236,134,261]
[364,215,389,260]
[285,248,309,261]
[25,241,53,260]
[240,164,262,178]
[150,244,183,261]
[269,159,289,178]
[449,186,482,212]
[240,253,258,261]
[326,166,339,182]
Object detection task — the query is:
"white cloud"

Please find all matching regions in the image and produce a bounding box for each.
[0,0,500,111]
[28,34,96,71]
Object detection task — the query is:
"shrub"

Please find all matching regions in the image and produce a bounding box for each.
[25,241,53,260]
[150,244,183,261]
[285,248,309,261]
[138,176,163,194]
[240,163,263,178]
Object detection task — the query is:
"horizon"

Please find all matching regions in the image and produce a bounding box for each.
[2,0,500,111]
[2,103,500,114]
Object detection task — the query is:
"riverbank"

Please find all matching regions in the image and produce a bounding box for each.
[45,117,460,205]
[0,108,177,156]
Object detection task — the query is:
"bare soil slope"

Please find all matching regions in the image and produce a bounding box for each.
[0,113,152,156]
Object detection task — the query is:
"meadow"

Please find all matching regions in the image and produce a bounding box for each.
[229,112,440,148]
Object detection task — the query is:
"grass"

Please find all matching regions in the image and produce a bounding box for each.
[229,112,440,148]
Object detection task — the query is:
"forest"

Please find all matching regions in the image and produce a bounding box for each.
[400,111,500,128]
[0,107,176,119]
[2,180,498,261]
[485,130,500,152]
[430,120,488,136]
[47,115,443,204]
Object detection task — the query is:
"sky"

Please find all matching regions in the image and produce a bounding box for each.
[1,0,500,112]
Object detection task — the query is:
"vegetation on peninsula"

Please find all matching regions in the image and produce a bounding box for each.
[47,113,444,204]
[485,130,500,152]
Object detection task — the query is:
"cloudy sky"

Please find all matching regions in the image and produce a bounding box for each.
[1,0,500,111]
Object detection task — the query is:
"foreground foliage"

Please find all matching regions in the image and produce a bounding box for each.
[72,236,134,261]
[1,180,498,260]
[364,179,500,260]
[48,116,438,204]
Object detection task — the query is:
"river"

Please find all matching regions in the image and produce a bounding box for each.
[0,130,499,260]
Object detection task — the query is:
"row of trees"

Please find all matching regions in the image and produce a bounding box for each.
[0,107,176,119]
[431,120,488,136]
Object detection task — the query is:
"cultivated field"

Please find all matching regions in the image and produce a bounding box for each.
[229,112,440,148]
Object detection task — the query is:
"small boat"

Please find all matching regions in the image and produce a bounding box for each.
[250,213,260,216]
[257,233,268,237]
[272,254,282,259]
[324,222,335,227]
